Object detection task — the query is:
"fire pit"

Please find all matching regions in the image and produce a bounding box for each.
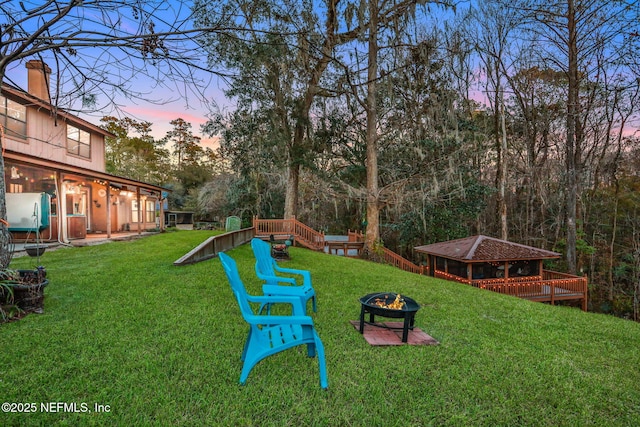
[359,292,420,343]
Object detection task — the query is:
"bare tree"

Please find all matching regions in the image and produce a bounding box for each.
[509,0,639,273]
[194,0,366,220]
[0,0,224,264]
[472,0,519,240]
[363,0,382,252]
[341,0,453,253]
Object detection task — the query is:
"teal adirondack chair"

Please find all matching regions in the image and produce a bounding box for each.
[250,238,317,313]
[218,252,328,389]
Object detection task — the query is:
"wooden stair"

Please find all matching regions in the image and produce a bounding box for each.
[253,217,325,251]
[253,217,425,275]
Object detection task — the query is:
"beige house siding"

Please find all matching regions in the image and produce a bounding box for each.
[3,98,106,171]
[3,61,166,242]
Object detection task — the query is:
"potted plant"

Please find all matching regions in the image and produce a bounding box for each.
[0,266,48,321]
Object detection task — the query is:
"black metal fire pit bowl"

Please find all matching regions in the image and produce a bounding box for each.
[359,292,420,343]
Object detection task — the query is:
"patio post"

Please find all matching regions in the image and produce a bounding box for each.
[136,187,141,235]
[106,181,111,238]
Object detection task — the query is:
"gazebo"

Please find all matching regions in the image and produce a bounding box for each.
[415,235,587,311]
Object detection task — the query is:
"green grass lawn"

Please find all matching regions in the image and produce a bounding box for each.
[3,231,640,426]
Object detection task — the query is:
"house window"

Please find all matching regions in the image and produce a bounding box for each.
[132,199,155,223]
[0,95,27,139]
[9,183,23,193]
[67,124,91,158]
[131,199,140,223]
[145,200,155,223]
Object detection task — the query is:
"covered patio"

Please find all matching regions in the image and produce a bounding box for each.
[415,235,588,311]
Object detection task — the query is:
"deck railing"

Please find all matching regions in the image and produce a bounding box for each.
[348,229,364,242]
[380,247,425,275]
[253,216,325,250]
[294,220,326,249]
[252,217,294,235]
[434,269,587,310]
[252,220,588,309]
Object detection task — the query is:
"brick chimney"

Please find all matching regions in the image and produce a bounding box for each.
[25,60,52,103]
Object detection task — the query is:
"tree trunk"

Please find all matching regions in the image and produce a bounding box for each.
[364,0,380,253]
[0,81,10,267]
[497,89,508,241]
[565,0,578,274]
[282,0,340,220]
[284,163,299,219]
[608,184,619,301]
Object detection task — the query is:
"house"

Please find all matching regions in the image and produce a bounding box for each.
[2,60,167,243]
[415,235,588,311]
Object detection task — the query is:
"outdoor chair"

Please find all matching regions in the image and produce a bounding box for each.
[251,238,317,313]
[218,252,328,389]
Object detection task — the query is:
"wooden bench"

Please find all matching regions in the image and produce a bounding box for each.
[326,241,364,257]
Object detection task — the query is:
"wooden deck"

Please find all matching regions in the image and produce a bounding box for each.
[253,217,423,270]
[253,217,587,311]
[253,217,325,250]
[435,269,588,310]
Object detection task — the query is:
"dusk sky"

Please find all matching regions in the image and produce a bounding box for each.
[2,1,462,153]
[5,8,229,152]
[89,68,231,151]
[118,91,228,150]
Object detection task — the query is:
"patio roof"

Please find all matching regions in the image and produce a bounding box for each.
[414,235,560,262]
[5,151,169,194]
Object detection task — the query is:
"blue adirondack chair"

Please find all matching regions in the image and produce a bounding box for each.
[218,252,328,389]
[250,238,317,313]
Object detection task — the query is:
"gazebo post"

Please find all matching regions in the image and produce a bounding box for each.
[538,260,543,276]
[467,263,473,282]
[429,255,434,276]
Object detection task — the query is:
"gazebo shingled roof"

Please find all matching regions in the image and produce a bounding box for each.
[414,235,560,262]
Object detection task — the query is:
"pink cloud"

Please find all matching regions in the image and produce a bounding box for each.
[122,104,210,139]
[123,105,207,126]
